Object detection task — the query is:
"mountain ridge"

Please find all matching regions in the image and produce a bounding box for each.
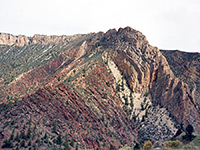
[0,27,200,149]
[0,32,86,46]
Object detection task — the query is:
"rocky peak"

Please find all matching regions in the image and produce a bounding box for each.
[88,27,152,56]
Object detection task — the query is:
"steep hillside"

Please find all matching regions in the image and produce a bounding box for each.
[0,32,86,91]
[161,50,200,107]
[0,27,200,149]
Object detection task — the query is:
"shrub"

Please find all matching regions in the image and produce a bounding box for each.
[143,141,152,150]
[163,140,183,149]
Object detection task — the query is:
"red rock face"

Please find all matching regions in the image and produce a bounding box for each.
[88,27,200,131]
[0,27,200,149]
[1,55,73,99]
[0,61,137,149]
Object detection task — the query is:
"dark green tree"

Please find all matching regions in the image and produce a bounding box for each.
[56,134,63,145]
[134,143,140,150]
[70,138,74,147]
[15,132,20,142]
[15,146,19,150]
[185,124,194,140]
[20,140,25,147]
[43,133,47,139]
[20,130,26,139]
[10,129,15,141]
[75,143,78,150]
[186,124,194,136]
[63,134,70,150]
[110,144,115,150]
[116,83,120,92]
[2,139,13,148]
[26,126,31,139]
[33,124,37,133]
[53,121,57,133]
[121,81,125,91]
[28,140,31,146]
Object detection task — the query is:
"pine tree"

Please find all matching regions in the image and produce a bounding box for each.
[63,134,70,150]
[2,139,13,148]
[134,143,140,150]
[185,124,194,140]
[15,132,20,142]
[10,129,15,141]
[20,130,26,139]
[26,126,31,139]
[53,121,57,133]
[75,143,78,150]
[20,140,25,147]
[15,146,19,150]
[56,134,63,145]
[186,124,194,137]
[70,138,74,147]
[28,140,31,146]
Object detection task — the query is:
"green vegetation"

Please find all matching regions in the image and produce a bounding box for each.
[52,121,57,133]
[0,43,68,88]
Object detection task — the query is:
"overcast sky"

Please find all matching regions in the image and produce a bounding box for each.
[1,0,200,52]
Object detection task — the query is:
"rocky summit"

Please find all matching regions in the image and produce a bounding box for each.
[0,27,199,149]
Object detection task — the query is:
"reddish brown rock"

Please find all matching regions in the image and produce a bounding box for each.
[0,27,200,149]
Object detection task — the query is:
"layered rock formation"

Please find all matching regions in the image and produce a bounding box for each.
[0,27,200,149]
[161,50,200,107]
[0,32,83,46]
[88,27,200,131]
[0,33,29,46]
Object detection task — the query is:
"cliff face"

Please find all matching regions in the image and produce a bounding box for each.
[0,32,83,46]
[161,50,200,107]
[88,27,200,131]
[0,33,29,46]
[0,27,200,149]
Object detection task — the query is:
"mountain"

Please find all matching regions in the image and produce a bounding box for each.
[0,27,199,149]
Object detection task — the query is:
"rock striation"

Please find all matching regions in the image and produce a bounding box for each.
[0,27,200,149]
[161,50,200,107]
[87,27,200,131]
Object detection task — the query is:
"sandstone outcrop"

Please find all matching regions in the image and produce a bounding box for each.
[0,33,29,46]
[0,32,83,46]
[87,27,200,131]
[161,50,200,107]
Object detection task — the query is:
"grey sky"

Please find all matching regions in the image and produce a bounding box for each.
[1,0,200,52]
